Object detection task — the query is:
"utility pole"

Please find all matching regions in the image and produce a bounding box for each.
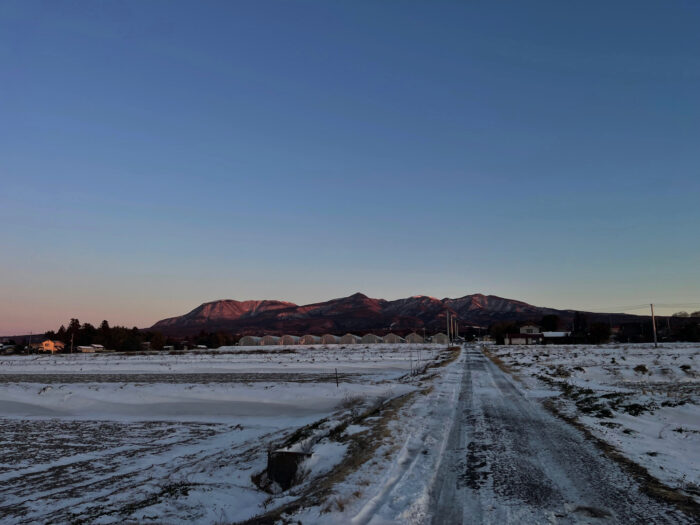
[650,304,658,348]
[446,312,451,342]
[70,332,74,354]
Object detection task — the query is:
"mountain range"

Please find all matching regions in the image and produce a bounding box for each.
[150,293,644,336]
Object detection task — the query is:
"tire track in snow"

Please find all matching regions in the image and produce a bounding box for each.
[429,347,695,524]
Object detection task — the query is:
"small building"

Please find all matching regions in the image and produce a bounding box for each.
[542,331,571,343]
[405,332,424,344]
[431,333,449,344]
[280,335,300,346]
[299,334,321,345]
[38,340,65,353]
[260,335,281,346]
[504,333,543,345]
[239,336,261,346]
[77,345,95,353]
[361,333,382,344]
[383,333,405,344]
[504,324,543,345]
[91,344,105,352]
[339,333,361,344]
[163,345,174,351]
[195,344,207,350]
[321,334,340,345]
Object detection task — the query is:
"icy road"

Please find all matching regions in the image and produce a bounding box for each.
[429,347,694,524]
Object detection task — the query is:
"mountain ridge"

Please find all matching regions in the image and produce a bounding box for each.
[150,293,642,336]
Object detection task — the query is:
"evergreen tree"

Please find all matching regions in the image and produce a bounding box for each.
[99,320,112,348]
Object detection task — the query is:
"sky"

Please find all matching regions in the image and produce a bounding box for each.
[1,0,699,334]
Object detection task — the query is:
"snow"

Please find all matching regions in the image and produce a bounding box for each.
[0,343,440,377]
[486,343,700,501]
[289,347,466,524]
[0,344,446,524]
[0,381,411,420]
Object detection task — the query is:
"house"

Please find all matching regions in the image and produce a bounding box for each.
[90,344,105,352]
[405,332,424,343]
[504,333,543,345]
[77,345,95,353]
[38,340,65,353]
[520,324,540,334]
[163,345,174,351]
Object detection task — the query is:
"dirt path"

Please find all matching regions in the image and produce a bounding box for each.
[429,347,696,524]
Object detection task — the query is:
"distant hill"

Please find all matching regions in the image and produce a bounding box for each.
[149,293,645,336]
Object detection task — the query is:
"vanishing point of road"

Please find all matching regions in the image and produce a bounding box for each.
[430,346,698,524]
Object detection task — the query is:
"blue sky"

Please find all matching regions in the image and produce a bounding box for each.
[1,1,699,333]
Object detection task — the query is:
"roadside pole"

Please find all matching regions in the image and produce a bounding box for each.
[650,304,658,348]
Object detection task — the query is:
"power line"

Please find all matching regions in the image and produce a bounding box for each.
[580,302,700,313]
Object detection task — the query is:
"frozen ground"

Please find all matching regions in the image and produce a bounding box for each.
[0,343,435,378]
[0,344,443,524]
[485,343,700,505]
[4,343,696,524]
[286,345,698,524]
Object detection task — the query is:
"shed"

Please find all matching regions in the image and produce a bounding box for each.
[299,335,321,345]
[321,334,340,345]
[260,335,281,346]
[339,333,361,344]
[280,335,300,346]
[383,333,406,344]
[405,332,424,344]
[77,345,95,353]
[431,333,449,344]
[361,334,382,344]
[542,331,571,338]
[239,336,262,346]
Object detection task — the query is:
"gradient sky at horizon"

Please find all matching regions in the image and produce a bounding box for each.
[2,1,699,334]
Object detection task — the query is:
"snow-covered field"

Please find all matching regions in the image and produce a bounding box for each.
[485,343,700,503]
[0,344,449,524]
[0,343,435,377]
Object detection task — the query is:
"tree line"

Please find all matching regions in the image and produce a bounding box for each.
[487,312,700,344]
[35,319,237,352]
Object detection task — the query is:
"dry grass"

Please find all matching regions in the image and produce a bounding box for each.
[239,391,418,524]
